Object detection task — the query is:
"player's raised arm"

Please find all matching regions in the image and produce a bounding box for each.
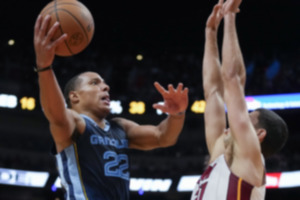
[202,0,227,161]
[114,82,188,150]
[34,14,75,149]
[220,0,262,166]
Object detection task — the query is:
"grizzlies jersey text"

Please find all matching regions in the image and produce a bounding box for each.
[55,115,130,200]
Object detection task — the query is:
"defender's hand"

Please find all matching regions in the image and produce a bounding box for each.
[206,0,224,31]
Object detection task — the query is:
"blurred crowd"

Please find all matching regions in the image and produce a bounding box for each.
[1,42,299,103]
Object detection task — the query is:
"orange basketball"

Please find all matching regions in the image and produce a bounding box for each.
[39,0,95,57]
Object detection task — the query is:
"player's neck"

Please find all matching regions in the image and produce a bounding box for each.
[81,111,107,129]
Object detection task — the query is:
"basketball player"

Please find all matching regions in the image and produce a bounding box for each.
[33,14,188,199]
[191,0,288,199]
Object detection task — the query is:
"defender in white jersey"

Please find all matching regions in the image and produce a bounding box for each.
[191,0,288,199]
[191,155,265,200]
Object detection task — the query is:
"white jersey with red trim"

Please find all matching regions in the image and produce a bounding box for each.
[190,154,265,200]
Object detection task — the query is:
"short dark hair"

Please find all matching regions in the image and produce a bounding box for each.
[63,73,83,108]
[255,108,289,158]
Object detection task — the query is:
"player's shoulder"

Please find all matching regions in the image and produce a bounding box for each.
[111,117,138,133]
[111,117,128,128]
[67,109,86,133]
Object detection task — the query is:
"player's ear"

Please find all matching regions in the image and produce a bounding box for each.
[69,91,79,105]
[257,128,267,143]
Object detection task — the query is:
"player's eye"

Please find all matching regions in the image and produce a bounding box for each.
[91,80,98,85]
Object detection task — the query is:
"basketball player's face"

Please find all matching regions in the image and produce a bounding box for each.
[76,72,111,115]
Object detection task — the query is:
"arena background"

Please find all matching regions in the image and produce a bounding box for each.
[0,0,299,199]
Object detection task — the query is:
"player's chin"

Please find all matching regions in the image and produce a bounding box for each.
[102,107,111,116]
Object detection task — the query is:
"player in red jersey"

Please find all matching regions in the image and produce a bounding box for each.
[191,0,288,199]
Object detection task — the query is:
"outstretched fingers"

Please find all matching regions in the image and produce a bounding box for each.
[175,83,188,98]
[154,82,186,97]
[168,84,176,95]
[153,82,189,114]
[222,0,242,14]
[206,0,224,30]
[181,85,189,96]
[154,82,179,97]
[175,82,183,92]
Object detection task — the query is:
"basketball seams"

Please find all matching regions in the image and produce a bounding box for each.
[41,2,86,15]
[54,1,74,55]
[56,9,90,42]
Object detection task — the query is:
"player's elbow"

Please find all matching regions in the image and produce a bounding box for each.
[203,85,223,101]
[221,61,246,85]
[221,65,237,81]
